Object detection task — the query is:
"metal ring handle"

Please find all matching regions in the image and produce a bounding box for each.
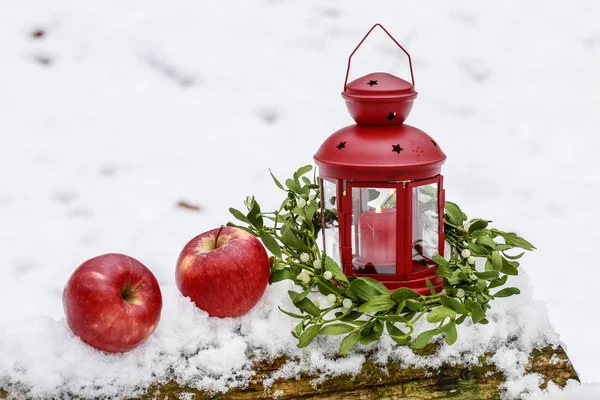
[343,23,415,92]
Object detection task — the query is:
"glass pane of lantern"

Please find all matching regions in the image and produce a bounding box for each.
[321,179,340,265]
[412,183,439,272]
[351,187,396,275]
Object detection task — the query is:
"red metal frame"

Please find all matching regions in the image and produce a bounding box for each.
[329,176,443,291]
[344,23,415,92]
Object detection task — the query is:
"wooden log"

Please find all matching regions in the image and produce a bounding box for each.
[0,345,578,400]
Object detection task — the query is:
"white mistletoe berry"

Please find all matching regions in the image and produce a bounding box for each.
[326,294,337,304]
[297,198,307,208]
[313,259,322,269]
[461,249,471,258]
[456,288,465,298]
[342,299,353,309]
[300,253,310,263]
[467,256,476,265]
[323,271,333,280]
[470,274,477,280]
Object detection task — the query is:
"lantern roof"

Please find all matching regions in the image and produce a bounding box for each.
[342,72,417,126]
[343,72,416,102]
[313,124,446,181]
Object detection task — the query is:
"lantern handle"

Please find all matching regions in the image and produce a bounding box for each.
[343,23,415,92]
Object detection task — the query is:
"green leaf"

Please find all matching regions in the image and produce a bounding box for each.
[229,208,251,225]
[386,321,407,337]
[379,314,408,323]
[323,255,349,284]
[350,278,388,301]
[440,295,467,314]
[432,254,449,267]
[444,321,458,345]
[358,295,396,313]
[405,299,423,311]
[426,306,457,323]
[270,268,292,283]
[502,251,525,260]
[445,202,465,226]
[488,274,509,289]
[359,326,383,345]
[390,334,412,345]
[425,279,437,296]
[278,306,305,319]
[295,165,313,179]
[246,197,264,229]
[466,300,486,323]
[500,259,519,275]
[502,233,536,251]
[297,297,321,317]
[411,329,437,349]
[490,252,503,271]
[339,311,362,322]
[285,178,301,193]
[391,287,421,302]
[468,242,491,256]
[280,226,310,251]
[269,169,285,191]
[305,201,319,221]
[317,280,345,295]
[298,324,321,348]
[320,323,355,336]
[435,265,453,278]
[260,231,282,259]
[476,235,497,249]
[474,271,500,281]
[468,219,489,234]
[493,287,521,298]
[340,330,361,355]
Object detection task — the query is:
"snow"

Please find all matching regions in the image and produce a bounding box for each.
[1,0,599,398]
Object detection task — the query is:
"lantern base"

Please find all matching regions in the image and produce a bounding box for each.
[377,275,443,295]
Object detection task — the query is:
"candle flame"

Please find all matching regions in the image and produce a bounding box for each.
[376,204,382,213]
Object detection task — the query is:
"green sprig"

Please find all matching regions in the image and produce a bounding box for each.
[227,166,534,354]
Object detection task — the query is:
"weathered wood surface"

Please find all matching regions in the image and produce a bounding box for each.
[0,345,578,400]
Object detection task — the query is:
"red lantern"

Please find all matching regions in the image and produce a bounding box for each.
[314,24,446,295]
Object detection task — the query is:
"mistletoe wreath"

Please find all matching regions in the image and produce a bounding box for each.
[228,165,535,355]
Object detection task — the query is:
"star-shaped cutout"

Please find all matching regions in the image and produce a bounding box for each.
[386,112,397,121]
[392,144,403,154]
[431,139,438,147]
[337,141,347,150]
[367,80,378,86]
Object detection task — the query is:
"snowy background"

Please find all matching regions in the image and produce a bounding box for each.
[1,0,599,398]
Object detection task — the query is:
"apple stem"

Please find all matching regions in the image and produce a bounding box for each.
[214,225,225,249]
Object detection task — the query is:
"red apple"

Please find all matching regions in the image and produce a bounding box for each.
[175,226,270,318]
[62,253,162,353]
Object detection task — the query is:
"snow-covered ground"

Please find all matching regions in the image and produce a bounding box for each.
[1,1,599,398]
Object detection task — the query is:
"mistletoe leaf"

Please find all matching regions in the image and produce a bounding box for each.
[280,226,310,251]
[260,231,282,259]
[270,268,292,283]
[440,295,467,314]
[426,306,456,323]
[323,255,348,284]
[298,324,321,348]
[491,252,503,271]
[425,279,437,296]
[320,323,355,336]
[468,219,489,233]
[269,169,285,191]
[229,207,251,225]
[493,287,521,298]
[357,295,396,313]
[340,330,361,355]
[278,306,306,319]
[411,329,437,349]
[350,278,388,301]
[391,287,421,302]
[444,321,458,345]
